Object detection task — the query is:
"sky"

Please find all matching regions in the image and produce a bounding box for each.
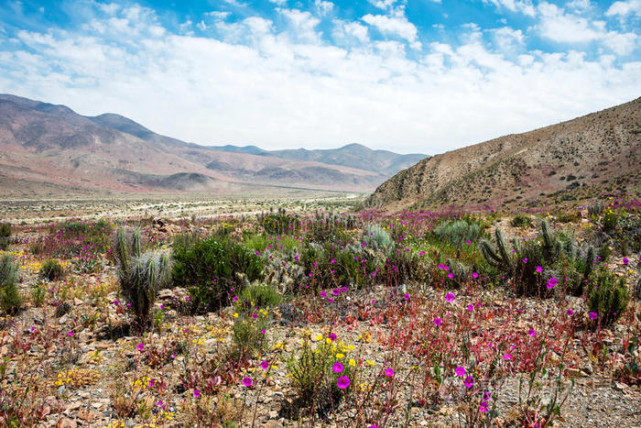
[0,0,639,154]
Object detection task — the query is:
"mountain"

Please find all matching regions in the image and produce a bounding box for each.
[0,94,428,196]
[366,97,641,212]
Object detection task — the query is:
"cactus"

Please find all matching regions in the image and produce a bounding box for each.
[636,276,641,300]
[541,220,558,260]
[588,267,630,327]
[480,229,514,275]
[115,229,172,331]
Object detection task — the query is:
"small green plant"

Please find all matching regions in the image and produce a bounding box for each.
[287,335,352,412]
[588,267,630,328]
[434,219,484,248]
[115,229,172,331]
[597,245,611,263]
[511,214,532,228]
[238,284,281,312]
[31,284,46,308]
[40,259,65,281]
[0,223,11,250]
[603,209,618,232]
[231,314,269,360]
[0,255,22,315]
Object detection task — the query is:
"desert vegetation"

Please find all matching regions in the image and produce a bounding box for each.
[0,193,639,427]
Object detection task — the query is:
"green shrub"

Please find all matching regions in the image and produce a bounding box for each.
[31,284,46,308]
[598,245,611,263]
[238,284,281,313]
[261,214,302,235]
[115,229,172,331]
[40,259,65,281]
[287,335,352,411]
[0,255,21,315]
[511,214,532,228]
[434,219,484,248]
[172,236,263,312]
[0,223,11,250]
[364,224,393,252]
[603,209,618,231]
[231,314,269,360]
[588,267,629,328]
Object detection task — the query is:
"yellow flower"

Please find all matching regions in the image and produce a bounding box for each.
[366,360,375,367]
[233,313,239,318]
[315,334,323,341]
[349,359,356,366]
[336,353,345,359]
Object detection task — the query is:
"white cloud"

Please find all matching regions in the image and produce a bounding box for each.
[278,9,322,43]
[538,2,639,54]
[268,0,287,5]
[314,0,334,16]
[0,1,640,155]
[491,27,524,52]
[482,0,536,17]
[333,20,369,43]
[367,0,398,10]
[362,13,421,49]
[566,0,591,13]
[606,0,641,18]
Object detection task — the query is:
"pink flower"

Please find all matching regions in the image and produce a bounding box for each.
[242,377,252,387]
[567,308,574,315]
[385,368,394,377]
[447,273,454,279]
[333,362,344,373]
[320,290,327,298]
[404,293,410,300]
[233,296,239,302]
[528,329,536,338]
[67,331,73,337]
[622,257,629,265]
[479,402,488,413]
[464,376,474,388]
[536,266,543,273]
[337,376,350,389]
[434,317,442,327]
[455,366,466,376]
[445,293,455,303]
[472,272,478,279]
[546,277,558,289]
[261,361,270,370]
[193,389,200,398]
[328,333,337,341]
[467,304,473,311]
[589,311,598,320]
[137,343,145,351]
[503,354,512,360]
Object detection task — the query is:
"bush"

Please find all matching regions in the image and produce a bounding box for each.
[172,236,263,312]
[364,224,393,252]
[31,284,46,308]
[261,214,302,235]
[603,209,618,231]
[287,335,353,413]
[0,223,11,250]
[115,229,172,331]
[238,284,281,313]
[434,219,484,249]
[40,259,65,281]
[511,214,532,228]
[0,255,21,315]
[588,267,630,328]
[231,314,269,360]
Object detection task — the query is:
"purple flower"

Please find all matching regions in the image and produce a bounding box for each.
[589,311,598,320]
[464,376,474,388]
[446,293,455,303]
[472,272,478,279]
[242,377,253,387]
[455,366,466,376]
[328,333,337,341]
[333,362,344,373]
[385,368,394,377]
[536,266,543,273]
[261,361,270,370]
[193,389,200,398]
[528,329,536,338]
[337,376,350,389]
[404,293,410,300]
[434,317,442,327]
[546,277,558,289]
[622,257,629,265]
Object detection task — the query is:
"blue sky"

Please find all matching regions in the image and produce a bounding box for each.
[0,0,639,154]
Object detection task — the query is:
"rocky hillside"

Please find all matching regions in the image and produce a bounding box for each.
[366,97,641,211]
[0,94,427,196]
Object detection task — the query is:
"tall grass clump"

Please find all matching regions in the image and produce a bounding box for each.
[115,229,172,331]
[39,259,65,281]
[434,219,484,248]
[0,255,21,315]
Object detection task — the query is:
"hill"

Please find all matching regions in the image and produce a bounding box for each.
[366,97,641,211]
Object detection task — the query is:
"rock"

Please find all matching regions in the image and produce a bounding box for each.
[268,410,279,419]
[263,421,283,428]
[73,298,83,306]
[55,302,72,318]
[55,418,77,428]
